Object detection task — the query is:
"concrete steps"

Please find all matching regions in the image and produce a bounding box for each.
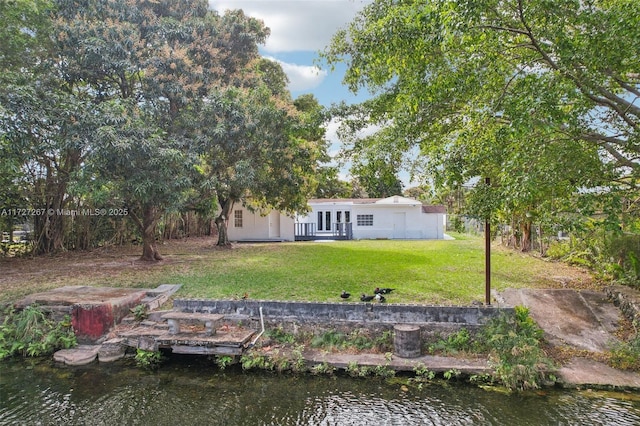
[53,311,256,365]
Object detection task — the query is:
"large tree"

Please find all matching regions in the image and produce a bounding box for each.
[52,0,268,259]
[323,0,640,249]
[197,82,325,246]
[0,0,96,254]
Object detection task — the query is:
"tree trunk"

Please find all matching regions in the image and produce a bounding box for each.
[215,198,234,247]
[521,220,532,252]
[31,150,82,255]
[139,205,163,261]
[33,172,68,255]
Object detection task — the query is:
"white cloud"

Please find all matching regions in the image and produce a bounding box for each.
[324,117,342,157]
[210,0,371,53]
[264,56,327,91]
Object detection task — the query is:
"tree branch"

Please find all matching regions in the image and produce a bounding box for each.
[609,70,640,98]
[581,132,639,170]
[515,0,638,131]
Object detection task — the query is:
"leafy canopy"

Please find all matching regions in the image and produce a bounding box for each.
[322,0,640,227]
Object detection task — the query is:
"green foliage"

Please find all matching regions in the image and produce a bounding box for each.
[1,0,320,258]
[201,88,327,246]
[0,305,77,360]
[345,361,395,379]
[413,363,436,380]
[347,127,405,198]
[215,355,235,370]
[134,349,163,370]
[0,0,53,73]
[479,306,551,390]
[443,369,461,381]
[428,329,473,355]
[310,362,335,376]
[608,321,640,371]
[265,326,296,344]
[240,350,275,371]
[545,240,572,260]
[608,337,640,371]
[546,228,640,286]
[290,344,307,374]
[130,304,147,322]
[310,329,393,352]
[311,330,346,349]
[322,0,639,252]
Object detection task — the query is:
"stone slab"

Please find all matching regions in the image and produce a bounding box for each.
[557,357,640,389]
[17,286,149,306]
[53,345,100,366]
[303,350,491,374]
[499,288,622,352]
[156,328,255,347]
[98,338,126,362]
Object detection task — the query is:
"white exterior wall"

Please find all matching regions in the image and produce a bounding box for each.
[417,211,445,239]
[351,205,434,239]
[227,205,295,241]
[298,196,446,240]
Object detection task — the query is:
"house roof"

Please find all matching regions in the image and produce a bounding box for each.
[307,195,446,213]
[306,197,382,205]
[422,205,447,213]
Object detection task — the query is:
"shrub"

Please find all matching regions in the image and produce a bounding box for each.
[135,348,163,369]
[130,304,148,322]
[479,306,552,390]
[265,326,296,344]
[0,305,77,360]
[608,332,640,371]
[428,329,473,355]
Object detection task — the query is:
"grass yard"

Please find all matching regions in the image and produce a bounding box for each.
[0,233,598,305]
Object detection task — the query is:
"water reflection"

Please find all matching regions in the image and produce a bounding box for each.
[1,357,639,425]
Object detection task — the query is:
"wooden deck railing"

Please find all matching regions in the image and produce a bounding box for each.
[295,222,352,240]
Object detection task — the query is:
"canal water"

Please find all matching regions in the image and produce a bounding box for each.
[1,356,639,425]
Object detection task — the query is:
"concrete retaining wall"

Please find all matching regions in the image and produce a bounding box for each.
[607,285,640,323]
[173,299,511,328]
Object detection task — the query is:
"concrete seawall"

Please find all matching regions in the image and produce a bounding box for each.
[173,298,511,328]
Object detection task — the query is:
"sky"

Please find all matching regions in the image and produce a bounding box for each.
[209,0,373,107]
[209,0,387,183]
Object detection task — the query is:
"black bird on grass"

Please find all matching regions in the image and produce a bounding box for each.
[340,291,351,299]
[374,287,395,295]
[360,294,375,302]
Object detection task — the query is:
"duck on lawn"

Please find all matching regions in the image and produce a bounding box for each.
[374,287,395,295]
[340,291,351,299]
[360,294,375,302]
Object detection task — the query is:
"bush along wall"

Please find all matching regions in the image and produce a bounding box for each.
[0,305,77,360]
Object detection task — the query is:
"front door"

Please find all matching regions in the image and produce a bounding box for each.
[393,212,406,239]
[269,211,281,238]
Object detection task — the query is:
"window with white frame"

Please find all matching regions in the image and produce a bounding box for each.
[234,210,243,228]
[356,214,373,226]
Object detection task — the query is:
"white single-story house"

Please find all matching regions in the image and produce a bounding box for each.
[296,196,446,240]
[227,196,447,242]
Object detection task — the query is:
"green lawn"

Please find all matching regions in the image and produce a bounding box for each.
[150,234,592,305]
[0,234,594,305]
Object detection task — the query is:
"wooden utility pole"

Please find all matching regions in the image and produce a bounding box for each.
[485,177,491,305]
